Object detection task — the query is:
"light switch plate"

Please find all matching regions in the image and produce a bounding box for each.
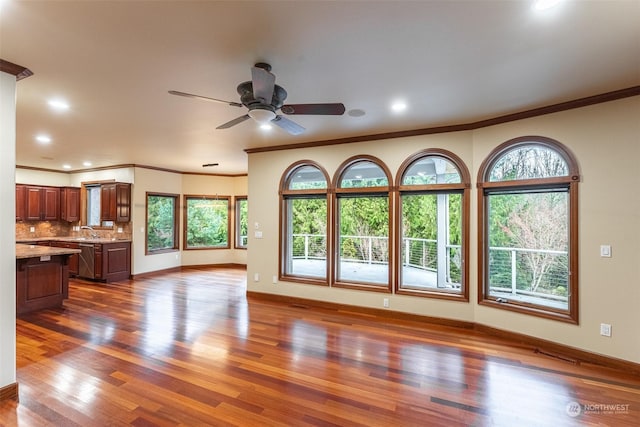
[600,245,611,257]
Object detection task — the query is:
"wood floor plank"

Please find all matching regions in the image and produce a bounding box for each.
[1,267,639,426]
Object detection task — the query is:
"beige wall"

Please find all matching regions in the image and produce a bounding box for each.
[246,95,640,364]
[16,168,72,187]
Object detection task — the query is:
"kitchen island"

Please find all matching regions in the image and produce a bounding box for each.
[16,244,81,314]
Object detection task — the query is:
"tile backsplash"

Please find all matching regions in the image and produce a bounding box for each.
[16,221,132,240]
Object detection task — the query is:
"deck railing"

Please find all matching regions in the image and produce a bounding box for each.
[290,233,568,301]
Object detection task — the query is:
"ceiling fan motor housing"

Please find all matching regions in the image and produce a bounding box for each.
[237,82,287,108]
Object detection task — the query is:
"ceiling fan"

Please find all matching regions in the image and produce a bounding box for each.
[169,63,346,135]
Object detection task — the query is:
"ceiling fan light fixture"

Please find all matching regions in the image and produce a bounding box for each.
[248,108,276,124]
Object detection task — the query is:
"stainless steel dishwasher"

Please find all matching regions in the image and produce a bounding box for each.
[78,243,95,279]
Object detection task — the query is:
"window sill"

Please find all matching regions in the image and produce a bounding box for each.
[478,298,578,324]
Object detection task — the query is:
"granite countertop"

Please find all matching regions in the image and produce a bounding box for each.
[16,237,132,244]
[16,243,82,260]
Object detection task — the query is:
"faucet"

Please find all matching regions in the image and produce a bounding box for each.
[80,225,99,238]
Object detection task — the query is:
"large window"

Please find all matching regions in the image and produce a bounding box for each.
[235,196,248,249]
[146,193,179,254]
[184,195,230,249]
[334,156,391,290]
[477,136,580,323]
[396,149,470,300]
[280,162,330,284]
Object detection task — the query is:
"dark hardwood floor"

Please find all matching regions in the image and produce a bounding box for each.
[1,267,638,426]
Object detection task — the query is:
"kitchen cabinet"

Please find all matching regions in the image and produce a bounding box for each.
[95,241,131,282]
[16,184,26,221]
[60,187,81,222]
[25,185,59,221]
[101,183,131,223]
[50,241,80,276]
[15,244,80,314]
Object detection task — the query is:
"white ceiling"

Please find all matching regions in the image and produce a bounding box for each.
[2,0,639,175]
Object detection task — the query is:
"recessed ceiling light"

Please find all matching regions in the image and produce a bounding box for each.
[47,98,70,111]
[62,164,71,170]
[83,161,92,167]
[391,101,407,113]
[35,134,52,144]
[533,0,563,11]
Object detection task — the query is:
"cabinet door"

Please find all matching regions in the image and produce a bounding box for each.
[42,187,60,220]
[100,184,117,221]
[16,185,26,221]
[60,187,80,222]
[25,186,43,220]
[102,241,131,282]
[115,183,131,223]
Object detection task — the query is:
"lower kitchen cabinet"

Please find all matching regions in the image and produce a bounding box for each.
[95,241,131,282]
[50,241,80,276]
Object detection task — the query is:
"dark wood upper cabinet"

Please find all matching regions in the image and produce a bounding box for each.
[16,184,26,221]
[101,182,131,223]
[25,185,59,221]
[60,187,81,222]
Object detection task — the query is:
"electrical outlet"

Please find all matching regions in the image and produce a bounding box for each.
[29,226,35,233]
[254,273,260,282]
[383,298,389,308]
[600,323,612,337]
[272,275,278,284]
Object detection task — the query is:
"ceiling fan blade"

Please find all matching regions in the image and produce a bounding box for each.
[169,90,242,108]
[251,66,275,104]
[280,103,346,115]
[271,115,305,135]
[216,114,250,129]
